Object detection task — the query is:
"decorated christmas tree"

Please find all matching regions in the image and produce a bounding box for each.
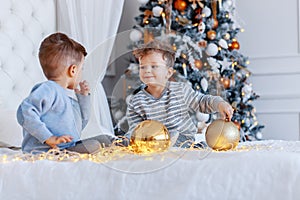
[111,0,264,141]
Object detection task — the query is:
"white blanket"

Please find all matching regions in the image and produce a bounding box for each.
[1,140,300,200]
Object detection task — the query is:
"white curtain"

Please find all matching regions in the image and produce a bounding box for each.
[57,0,124,137]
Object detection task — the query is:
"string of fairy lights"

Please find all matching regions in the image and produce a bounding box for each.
[1,141,299,164]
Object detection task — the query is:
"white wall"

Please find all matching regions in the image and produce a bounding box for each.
[237,0,300,140]
[109,0,300,141]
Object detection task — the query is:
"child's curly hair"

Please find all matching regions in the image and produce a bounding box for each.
[133,40,175,68]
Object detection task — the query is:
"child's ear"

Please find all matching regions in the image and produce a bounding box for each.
[167,67,174,79]
[68,65,77,77]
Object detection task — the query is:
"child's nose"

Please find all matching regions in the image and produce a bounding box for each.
[144,66,151,72]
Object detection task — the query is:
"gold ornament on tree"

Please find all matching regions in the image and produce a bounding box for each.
[173,0,188,11]
[130,120,171,154]
[205,119,240,151]
[228,39,240,50]
[198,40,207,48]
[194,59,203,69]
[207,30,217,40]
[220,77,232,89]
[143,10,153,24]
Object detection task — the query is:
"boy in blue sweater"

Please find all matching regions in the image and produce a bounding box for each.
[17,32,113,153]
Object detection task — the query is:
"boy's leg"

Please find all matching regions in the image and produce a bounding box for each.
[67,135,114,154]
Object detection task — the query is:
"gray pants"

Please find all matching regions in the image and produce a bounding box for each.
[67,135,114,154]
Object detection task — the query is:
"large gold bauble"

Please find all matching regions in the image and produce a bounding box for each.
[130,120,171,154]
[205,119,240,151]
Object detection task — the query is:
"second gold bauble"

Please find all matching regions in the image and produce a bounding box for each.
[205,119,240,151]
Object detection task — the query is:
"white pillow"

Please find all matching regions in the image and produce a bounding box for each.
[0,108,22,147]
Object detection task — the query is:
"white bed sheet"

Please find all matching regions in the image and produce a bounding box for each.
[1,140,300,200]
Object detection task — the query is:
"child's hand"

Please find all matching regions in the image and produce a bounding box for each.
[218,101,234,121]
[45,135,73,149]
[75,80,90,96]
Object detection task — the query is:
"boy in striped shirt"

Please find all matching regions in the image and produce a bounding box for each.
[126,40,233,147]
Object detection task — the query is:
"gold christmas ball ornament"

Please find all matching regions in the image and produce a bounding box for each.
[130,120,171,154]
[173,0,188,12]
[228,40,240,50]
[205,119,240,151]
[220,77,231,89]
[194,59,203,69]
[207,30,217,40]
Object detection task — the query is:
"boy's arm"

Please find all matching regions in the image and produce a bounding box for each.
[76,93,91,129]
[75,81,91,129]
[125,99,144,140]
[16,84,55,143]
[182,82,225,113]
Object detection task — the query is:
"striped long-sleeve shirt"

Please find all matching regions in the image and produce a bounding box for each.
[126,81,225,147]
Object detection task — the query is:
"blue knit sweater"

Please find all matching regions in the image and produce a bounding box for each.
[17,81,90,153]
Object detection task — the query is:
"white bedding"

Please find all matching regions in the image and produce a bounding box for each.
[1,140,300,200]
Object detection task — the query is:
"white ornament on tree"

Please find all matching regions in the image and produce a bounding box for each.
[152,6,163,17]
[200,77,208,92]
[242,84,252,102]
[218,39,228,49]
[137,0,149,4]
[205,43,218,56]
[202,6,211,17]
[242,84,252,95]
[255,131,263,140]
[223,0,233,11]
[198,21,206,34]
[129,29,142,42]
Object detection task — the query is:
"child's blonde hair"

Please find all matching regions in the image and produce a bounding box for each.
[133,40,175,68]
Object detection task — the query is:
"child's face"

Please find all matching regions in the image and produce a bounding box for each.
[139,52,173,88]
